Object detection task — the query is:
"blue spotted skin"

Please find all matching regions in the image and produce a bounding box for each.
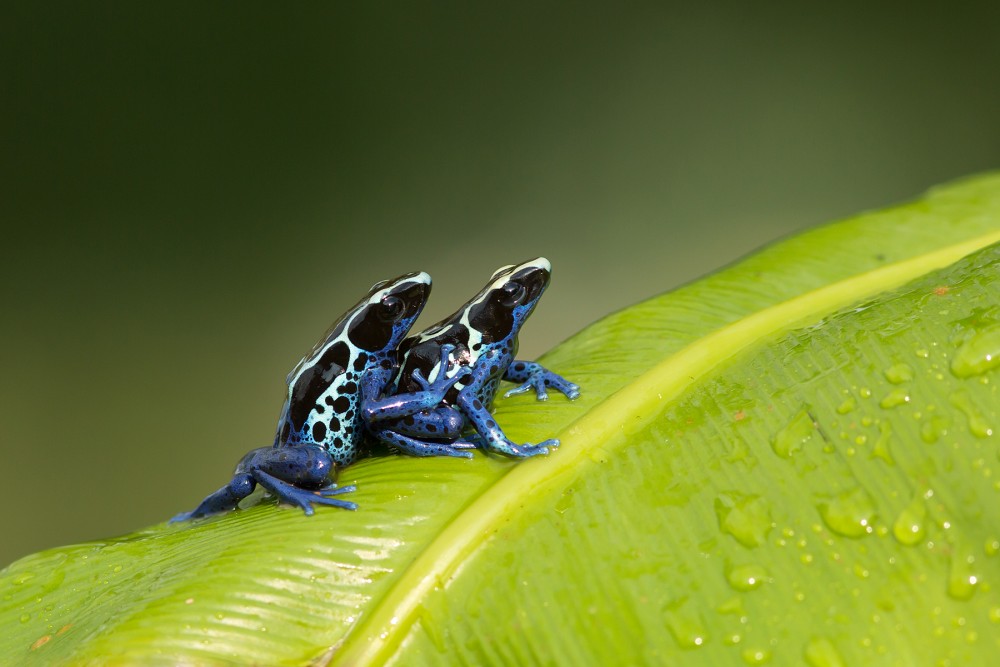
[367,257,580,458]
[171,272,468,521]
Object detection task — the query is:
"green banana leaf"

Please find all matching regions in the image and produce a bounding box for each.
[5,174,1000,666]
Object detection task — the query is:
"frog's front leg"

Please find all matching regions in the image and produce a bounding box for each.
[170,445,356,522]
[457,353,559,458]
[503,361,580,401]
[361,344,470,424]
[364,345,477,457]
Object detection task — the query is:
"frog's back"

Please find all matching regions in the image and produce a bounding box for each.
[277,272,432,465]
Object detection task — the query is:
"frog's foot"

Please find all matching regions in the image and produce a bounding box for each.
[411,353,471,400]
[317,482,358,496]
[374,428,475,459]
[484,438,560,458]
[169,472,257,522]
[254,470,359,514]
[363,354,470,425]
[455,380,561,457]
[503,362,580,401]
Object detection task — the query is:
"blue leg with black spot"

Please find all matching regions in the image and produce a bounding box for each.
[457,356,559,458]
[385,405,467,440]
[503,361,580,401]
[371,428,475,458]
[253,470,357,513]
[171,444,356,521]
[362,344,470,423]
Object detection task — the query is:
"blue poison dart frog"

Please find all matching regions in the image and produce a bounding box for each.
[171,272,470,521]
[365,257,580,458]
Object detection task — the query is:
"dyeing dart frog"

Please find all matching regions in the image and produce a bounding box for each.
[365,257,580,458]
[171,271,469,521]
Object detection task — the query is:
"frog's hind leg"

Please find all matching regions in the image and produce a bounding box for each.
[253,470,358,514]
[386,405,466,440]
[169,472,257,522]
[371,427,475,458]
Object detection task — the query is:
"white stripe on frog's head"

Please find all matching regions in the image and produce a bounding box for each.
[285,271,432,403]
[456,257,551,348]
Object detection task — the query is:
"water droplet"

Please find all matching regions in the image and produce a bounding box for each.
[948,541,981,601]
[818,487,876,538]
[772,409,816,458]
[872,421,894,464]
[915,348,930,359]
[716,596,744,615]
[664,600,707,649]
[985,538,1000,556]
[893,493,927,546]
[859,387,872,399]
[836,397,856,414]
[726,563,767,591]
[742,647,771,664]
[951,324,1000,378]
[554,489,575,515]
[988,606,1000,624]
[885,363,914,384]
[19,613,30,624]
[715,492,773,548]
[804,637,846,667]
[949,390,993,437]
[880,388,910,409]
[920,416,950,444]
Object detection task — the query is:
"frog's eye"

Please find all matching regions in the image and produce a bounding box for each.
[377,295,406,322]
[500,281,527,308]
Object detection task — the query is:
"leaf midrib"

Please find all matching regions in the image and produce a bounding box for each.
[334,229,1000,665]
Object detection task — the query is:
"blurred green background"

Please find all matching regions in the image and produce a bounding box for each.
[2,2,999,567]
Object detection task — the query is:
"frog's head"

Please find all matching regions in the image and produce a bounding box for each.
[464,257,551,346]
[349,271,433,353]
[277,271,431,449]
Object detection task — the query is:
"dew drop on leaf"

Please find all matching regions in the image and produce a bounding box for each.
[871,421,894,464]
[726,563,767,592]
[772,409,816,458]
[947,541,981,601]
[715,492,773,548]
[884,363,914,384]
[988,607,1000,624]
[663,599,708,650]
[950,324,1000,378]
[836,397,856,415]
[949,389,993,437]
[741,647,771,665]
[818,487,876,538]
[879,388,910,409]
[985,538,1000,556]
[892,493,927,546]
[920,416,950,444]
[804,637,846,667]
